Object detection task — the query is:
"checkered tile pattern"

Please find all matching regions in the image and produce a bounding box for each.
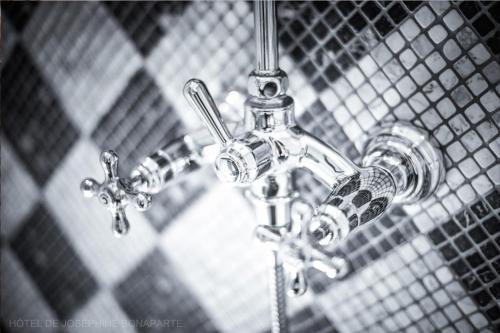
[1,1,499,333]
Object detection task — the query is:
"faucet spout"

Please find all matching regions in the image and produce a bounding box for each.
[298,130,359,188]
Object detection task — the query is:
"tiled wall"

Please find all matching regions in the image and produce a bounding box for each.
[1,1,499,333]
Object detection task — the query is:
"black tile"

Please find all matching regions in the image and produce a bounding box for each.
[388,2,407,24]
[480,242,500,259]
[1,44,79,186]
[487,32,500,55]
[337,24,355,44]
[461,273,482,291]
[367,246,381,260]
[483,216,500,236]
[361,1,381,20]
[312,76,329,91]
[486,190,500,209]
[325,63,342,82]
[324,7,342,29]
[375,15,394,37]
[403,1,423,12]
[368,224,382,237]
[301,34,318,51]
[378,1,392,8]
[469,226,488,243]
[290,19,306,37]
[473,289,493,307]
[472,14,495,37]
[312,1,330,13]
[428,228,447,245]
[440,243,459,260]
[454,234,473,251]
[466,251,485,268]
[280,30,294,48]
[477,265,496,283]
[290,45,306,62]
[490,282,500,299]
[459,1,482,19]
[490,2,500,23]
[354,230,369,244]
[336,52,354,70]
[325,35,342,53]
[486,305,500,321]
[114,249,219,333]
[472,201,490,219]
[309,100,327,115]
[313,49,329,66]
[1,2,38,32]
[380,216,395,228]
[380,238,392,252]
[493,257,500,274]
[312,21,329,39]
[11,205,98,319]
[337,1,355,16]
[349,12,368,32]
[300,5,316,25]
[390,228,406,245]
[302,60,317,77]
[92,69,205,231]
[451,258,471,276]
[105,2,190,56]
[442,220,461,237]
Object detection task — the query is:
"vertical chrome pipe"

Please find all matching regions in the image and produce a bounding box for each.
[249,173,293,333]
[254,0,279,74]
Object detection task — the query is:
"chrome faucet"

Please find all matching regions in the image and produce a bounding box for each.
[81,1,444,332]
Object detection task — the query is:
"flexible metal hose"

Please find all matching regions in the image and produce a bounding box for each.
[269,252,289,333]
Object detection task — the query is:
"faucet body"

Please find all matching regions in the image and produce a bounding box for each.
[80,1,444,332]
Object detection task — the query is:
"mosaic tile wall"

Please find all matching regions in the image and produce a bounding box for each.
[1,1,499,333]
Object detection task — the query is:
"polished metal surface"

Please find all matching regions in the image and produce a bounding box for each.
[254,0,279,75]
[80,151,151,237]
[362,122,445,204]
[80,1,446,332]
[250,172,294,333]
[308,123,445,251]
[183,79,232,146]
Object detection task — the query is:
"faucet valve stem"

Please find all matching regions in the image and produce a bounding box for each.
[184,79,273,185]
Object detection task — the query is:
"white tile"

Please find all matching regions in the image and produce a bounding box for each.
[159,184,273,333]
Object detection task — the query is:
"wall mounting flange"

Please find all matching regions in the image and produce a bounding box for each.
[362,122,445,204]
